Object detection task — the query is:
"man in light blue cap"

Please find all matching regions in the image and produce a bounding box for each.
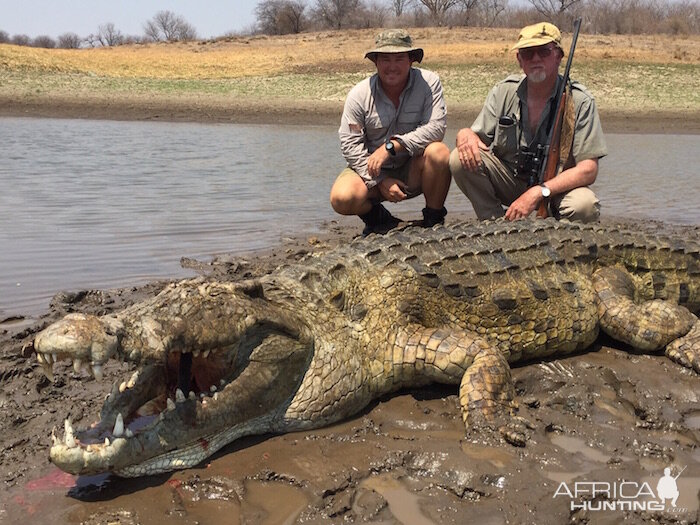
[331,29,451,236]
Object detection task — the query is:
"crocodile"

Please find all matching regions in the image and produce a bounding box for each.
[33,219,700,477]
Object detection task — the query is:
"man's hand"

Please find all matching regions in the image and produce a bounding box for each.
[455,128,489,172]
[378,178,407,203]
[504,186,543,221]
[367,146,390,179]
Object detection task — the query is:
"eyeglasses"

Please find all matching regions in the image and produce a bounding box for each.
[518,46,555,61]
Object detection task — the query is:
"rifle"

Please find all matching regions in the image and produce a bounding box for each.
[673,465,687,480]
[536,18,582,218]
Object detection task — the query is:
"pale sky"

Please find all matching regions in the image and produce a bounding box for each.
[0,1,260,40]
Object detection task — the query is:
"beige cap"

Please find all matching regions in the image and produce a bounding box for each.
[365,29,424,63]
[511,22,563,51]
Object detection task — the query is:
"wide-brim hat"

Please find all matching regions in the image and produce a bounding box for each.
[511,22,563,52]
[365,29,424,63]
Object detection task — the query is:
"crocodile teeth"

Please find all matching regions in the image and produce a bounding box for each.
[92,364,104,381]
[119,381,128,393]
[193,349,201,358]
[188,391,196,400]
[166,398,176,411]
[64,419,76,448]
[175,389,186,403]
[210,385,217,393]
[72,358,83,373]
[125,429,134,438]
[127,371,139,388]
[202,349,210,359]
[113,413,124,437]
[104,437,110,447]
[41,361,54,381]
[36,353,45,364]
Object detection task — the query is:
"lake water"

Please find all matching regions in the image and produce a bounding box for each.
[0,117,698,317]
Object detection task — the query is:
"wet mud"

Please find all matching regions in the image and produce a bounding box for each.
[1,218,698,524]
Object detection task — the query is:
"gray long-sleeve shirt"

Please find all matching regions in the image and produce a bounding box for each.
[338,67,447,188]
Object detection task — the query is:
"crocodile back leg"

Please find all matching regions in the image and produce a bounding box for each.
[665,319,700,373]
[593,266,696,352]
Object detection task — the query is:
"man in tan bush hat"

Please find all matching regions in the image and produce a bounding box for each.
[449,22,607,222]
[331,29,451,236]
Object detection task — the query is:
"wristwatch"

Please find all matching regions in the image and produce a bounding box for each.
[385,139,396,156]
[540,184,551,198]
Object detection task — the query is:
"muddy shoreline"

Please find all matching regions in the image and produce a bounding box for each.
[1,216,699,524]
[2,96,700,134]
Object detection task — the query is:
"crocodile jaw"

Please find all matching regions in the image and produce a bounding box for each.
[35,302,312,477]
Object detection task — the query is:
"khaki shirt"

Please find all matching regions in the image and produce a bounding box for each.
[339,68,447,188]
[472,74,607,173]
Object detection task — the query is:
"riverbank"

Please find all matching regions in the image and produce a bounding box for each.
[2,94,699,133]
[1,27,699,133]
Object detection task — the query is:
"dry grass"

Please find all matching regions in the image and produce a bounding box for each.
[1,27,699,116]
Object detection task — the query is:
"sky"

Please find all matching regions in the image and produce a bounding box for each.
[0,0,260,40]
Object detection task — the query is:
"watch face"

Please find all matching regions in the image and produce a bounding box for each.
[541,185,551,198]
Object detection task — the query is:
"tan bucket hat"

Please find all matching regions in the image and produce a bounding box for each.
[511,22,563,52]
[365,29,424,63]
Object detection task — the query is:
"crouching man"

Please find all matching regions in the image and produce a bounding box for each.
[330,29,451,236]
[450,22,607,222]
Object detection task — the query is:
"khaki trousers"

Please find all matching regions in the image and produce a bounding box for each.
[449,148,600,223]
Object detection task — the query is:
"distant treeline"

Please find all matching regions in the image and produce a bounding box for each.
[256,0,699,36]
[1,0,697,50]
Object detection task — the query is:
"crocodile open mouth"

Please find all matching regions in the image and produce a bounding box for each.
[35,343,240,470]
[32,309,310,477]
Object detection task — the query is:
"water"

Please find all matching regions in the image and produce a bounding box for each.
[0,117,698,317]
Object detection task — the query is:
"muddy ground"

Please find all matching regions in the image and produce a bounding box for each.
[0,217,699,525]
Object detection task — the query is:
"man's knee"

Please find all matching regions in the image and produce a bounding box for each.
[557,188,600,223]
[449,147,481,186]
[330,170,370,215]
[424,141,450,166]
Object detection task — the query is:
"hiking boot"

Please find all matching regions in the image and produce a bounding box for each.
[422,206,447,227]
[360,203,401,236]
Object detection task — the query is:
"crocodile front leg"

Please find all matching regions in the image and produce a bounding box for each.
[593,266,696,352]
[392,325,519,442]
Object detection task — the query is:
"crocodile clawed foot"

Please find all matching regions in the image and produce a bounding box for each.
[499,416,534,447]
[665,318,700,373]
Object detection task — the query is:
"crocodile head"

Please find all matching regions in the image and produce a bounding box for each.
[33,280,313,477]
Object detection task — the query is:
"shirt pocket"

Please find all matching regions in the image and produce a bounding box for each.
[492,117,519,161]
[364,114,388,143]
[396,104,422,133]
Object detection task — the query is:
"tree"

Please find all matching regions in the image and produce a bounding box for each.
[58,32,82,49]
[0,30,9,43]
[256,0,307,34]
[416,0,459,25]
[527,0,581,17]
[453,0,479,25]
[144,10,198,42]
[32,35,56,48]
[312,0,361,29]
[390,0,413,17]
[478,0,509,26]
[11,34,30,46]
[99,23,124,46]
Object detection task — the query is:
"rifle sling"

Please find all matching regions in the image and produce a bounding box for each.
[558,86,576,172]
